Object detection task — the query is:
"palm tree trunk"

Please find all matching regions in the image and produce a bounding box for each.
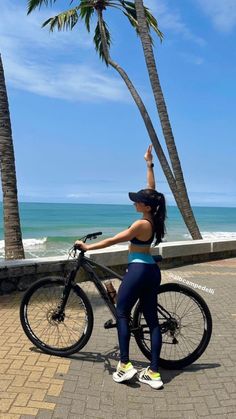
[97,10,200,236]
[0,54,25,259]
[134,0,202,239]
[108,58,179,196]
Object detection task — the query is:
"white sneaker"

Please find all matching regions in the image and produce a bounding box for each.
[112,361,137,383]
[138,367,163,389]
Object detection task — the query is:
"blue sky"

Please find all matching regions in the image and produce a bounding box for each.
[0,0,235,207]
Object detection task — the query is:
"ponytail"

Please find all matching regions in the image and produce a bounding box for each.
[151,193,167,245]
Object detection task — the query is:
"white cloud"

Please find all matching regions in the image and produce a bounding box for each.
[0,0,129,102]
[3,53,129,102]
[0,0,92,51]
[196,0,236,32]
[145,0,206,46]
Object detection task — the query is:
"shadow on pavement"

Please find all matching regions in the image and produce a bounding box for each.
[30,345,220,387]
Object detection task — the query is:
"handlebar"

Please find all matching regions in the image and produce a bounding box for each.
[85,232,102,241]
[73,231,102,251]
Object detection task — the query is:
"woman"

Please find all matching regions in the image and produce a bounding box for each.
[75,145,166,389]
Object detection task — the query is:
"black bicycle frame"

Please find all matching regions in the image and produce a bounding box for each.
[56,248,172,331]
[81,256,120,320]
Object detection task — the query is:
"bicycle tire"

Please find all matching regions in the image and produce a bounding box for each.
[20,277,94,357]
[133,282,212,369]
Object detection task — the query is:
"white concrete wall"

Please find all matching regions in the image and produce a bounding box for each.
[1,239,236,271]
[1,239,236,293]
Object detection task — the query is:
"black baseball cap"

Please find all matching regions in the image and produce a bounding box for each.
[128,189,161,206]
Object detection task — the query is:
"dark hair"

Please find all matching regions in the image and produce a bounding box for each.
[149,192,167,245]
[128,188,167,245]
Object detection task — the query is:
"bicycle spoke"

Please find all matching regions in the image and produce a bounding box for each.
[25,284,89,350]
[137,287,208,363]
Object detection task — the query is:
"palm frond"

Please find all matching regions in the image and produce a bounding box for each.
[122,11,138,33]
[145,7,164,41]
[120,1,163,42]
[42,7,80,31]
[79,1,94,32]
[120,1,139,33]
[27,0,57,14]
[93,20,111,65]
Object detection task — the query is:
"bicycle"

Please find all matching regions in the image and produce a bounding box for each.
[20,232,212,369]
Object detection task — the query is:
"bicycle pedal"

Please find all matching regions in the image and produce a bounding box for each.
[130,327,140,332]
[104,319,117,329]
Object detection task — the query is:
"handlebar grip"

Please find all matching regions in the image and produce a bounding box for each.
[87,232,102,239]
[73,232,103,251]
[74,243,83,251]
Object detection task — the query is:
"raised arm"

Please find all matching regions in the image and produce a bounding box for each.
[144,144,156,190]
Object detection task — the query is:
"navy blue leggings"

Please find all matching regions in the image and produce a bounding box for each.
[116,263,162,372]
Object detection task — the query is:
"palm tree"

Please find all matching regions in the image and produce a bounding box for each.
[28,0,201,239]
[0,54,25,259]
[134,0,202,239]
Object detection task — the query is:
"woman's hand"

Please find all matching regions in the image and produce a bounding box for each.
[74,240,89,251]
[144,144,153,162]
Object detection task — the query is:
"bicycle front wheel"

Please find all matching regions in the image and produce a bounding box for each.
[20,277,94,356]
[133,282,212,369]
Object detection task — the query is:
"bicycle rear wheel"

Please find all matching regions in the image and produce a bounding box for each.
[133,282,212,369]
[20,277,94,356]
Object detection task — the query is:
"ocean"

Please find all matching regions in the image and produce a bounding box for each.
[0,202,236,259]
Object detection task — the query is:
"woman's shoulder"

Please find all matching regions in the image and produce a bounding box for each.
[130,219,153,228]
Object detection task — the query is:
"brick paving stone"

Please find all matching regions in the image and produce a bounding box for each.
[183,413,198,419]
[157,413,183,418]
[36,409,53,419]
[20,415,37,419]
[210,406,230,415]
[83,408,108,418]
[205,395,220,408]
[194,402,210,416]
[45,395,72,406]
[127,410,142,419]
[100,403,114,413]
[68,415,84,419]
[1,257,236,417]
[52,404,71,418]
[141,403,155,417]
[70,399,86,414]
[220,399,236,407]
[63,381,77,393]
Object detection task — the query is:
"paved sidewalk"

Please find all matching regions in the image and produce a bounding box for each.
[0,257,236,419]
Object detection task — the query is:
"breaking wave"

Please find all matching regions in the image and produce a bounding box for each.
[0,237,47,251]
[184,231,236,240]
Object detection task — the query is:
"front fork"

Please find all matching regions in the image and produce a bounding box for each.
[52,268,79,320]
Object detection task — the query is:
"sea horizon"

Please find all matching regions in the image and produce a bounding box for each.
[1,201,236,209]
[1,202,236,259]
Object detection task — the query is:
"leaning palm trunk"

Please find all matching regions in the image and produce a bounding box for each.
[27,0,201,239]
[134,0,202,239]
[97,10,199,235]
[0,55,25,259]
